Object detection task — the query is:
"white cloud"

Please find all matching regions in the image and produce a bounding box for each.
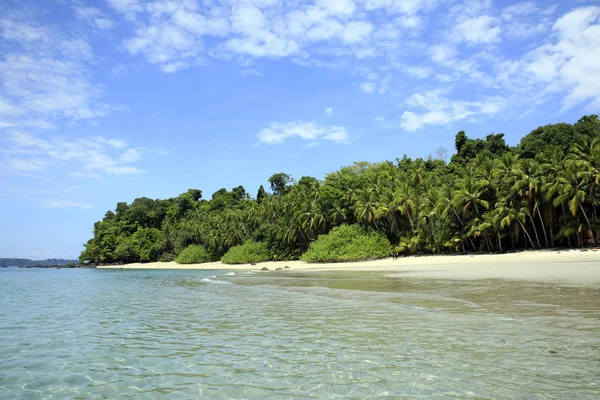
[258,121,349,144]
[317,0,357,16]
[114,0,401,72]
[501,2,550,39]
[429,44,456,63]
[403,65,432,78]
[119,148,142,163]
[396,15,421,29]
[360,82,376,93]
[509,6,600,111]
[452,15,501,44]
[1,132,144,176]
[501,1,539,20]
[122,1,230,72]
[341,21,373,44]
[399,89,505,131]
[325,107,333,116]
[0,16,113,128]
[107,0,144,21]
[7,159,47,172]
[42,199,93,209]
[74,7,115,30]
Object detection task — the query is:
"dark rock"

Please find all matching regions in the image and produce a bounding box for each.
[284,266,290,269]
[251,263,257,266]
[276,267,283,271]
[549,350,559,354]
[261,267,269,271]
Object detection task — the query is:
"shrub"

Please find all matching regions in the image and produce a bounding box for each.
[175,245,214,264]
[221,241,272,264]
[300,224,392,263]
[159,252,175,262]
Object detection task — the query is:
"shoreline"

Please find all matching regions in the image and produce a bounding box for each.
[98,249,600,286]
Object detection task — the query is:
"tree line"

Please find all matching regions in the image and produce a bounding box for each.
[80,115,600,264]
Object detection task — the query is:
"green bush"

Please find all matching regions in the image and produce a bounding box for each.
[159,252,175,262]
[300,224,392,263]
[175,245,214,264]
[221,241,272,264]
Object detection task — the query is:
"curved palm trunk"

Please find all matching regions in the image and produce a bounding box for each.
[527,212,541,248]
[453,209,477,251]
[561,204,571,247]
[578,203,596,245]
[518,219,535,248]
[535,202,549,248]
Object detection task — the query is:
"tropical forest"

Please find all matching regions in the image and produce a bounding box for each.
[80,115,600,264]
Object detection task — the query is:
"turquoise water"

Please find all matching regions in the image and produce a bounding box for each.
[1,268,599,399]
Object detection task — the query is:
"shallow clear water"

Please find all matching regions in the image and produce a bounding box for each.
[1,268,599,399]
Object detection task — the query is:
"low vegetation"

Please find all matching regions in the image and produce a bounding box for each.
[221,241,272,264]
[300,224,391,262]
[174,245,214,264]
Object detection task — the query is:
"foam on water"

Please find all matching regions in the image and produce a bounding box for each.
[201,277,232,284]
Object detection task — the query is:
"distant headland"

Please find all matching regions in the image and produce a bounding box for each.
[0,258,79,268]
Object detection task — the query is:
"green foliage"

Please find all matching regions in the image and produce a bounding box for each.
[159,253,175,262]
[268,172,293,196]
[256,185,267,203]
[518,123,575,158]
[221,241,273,264]
[452,131,509,164]
[133,228,166,262]
[175,245,214,264]
[81,114,600,265]
[114,236,138,263]
[301,225,392,263]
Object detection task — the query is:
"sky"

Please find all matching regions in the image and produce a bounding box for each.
[1,0,599,259]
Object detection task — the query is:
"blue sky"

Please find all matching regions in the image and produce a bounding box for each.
[1,0,599,259]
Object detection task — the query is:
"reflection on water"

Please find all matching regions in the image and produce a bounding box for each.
[1,268,599,399]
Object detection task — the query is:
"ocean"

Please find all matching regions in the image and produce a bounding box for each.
[1,267,599,399]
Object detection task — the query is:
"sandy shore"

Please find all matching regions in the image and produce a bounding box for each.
[98,249,600,286]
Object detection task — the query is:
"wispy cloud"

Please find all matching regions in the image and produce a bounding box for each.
[257,121,350,145]
[400,89,506,132]
[42,199,93,210]
[0,12,116,129]
[2,132,144,177]
[73,6,115,31]
[101,0,600,129]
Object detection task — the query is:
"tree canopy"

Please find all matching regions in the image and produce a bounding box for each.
[81,114,600,264]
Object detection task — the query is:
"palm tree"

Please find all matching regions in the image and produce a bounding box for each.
[353,187,380,227]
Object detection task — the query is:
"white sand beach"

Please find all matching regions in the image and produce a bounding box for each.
[98,249,600,286]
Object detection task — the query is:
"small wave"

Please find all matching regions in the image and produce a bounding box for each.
[201,278,232,285]
[225,272,235,276]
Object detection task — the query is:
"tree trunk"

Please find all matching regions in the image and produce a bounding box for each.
[518,219,535,248]
[579,203,596,246]
[536,202,549,248]
[527,212,541,248]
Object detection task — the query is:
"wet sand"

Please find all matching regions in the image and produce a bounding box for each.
[98,249,600,286]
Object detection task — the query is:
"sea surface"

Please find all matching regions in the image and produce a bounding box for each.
[1,267,599,399]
